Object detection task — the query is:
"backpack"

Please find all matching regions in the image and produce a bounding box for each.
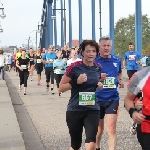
[146,56,150,66]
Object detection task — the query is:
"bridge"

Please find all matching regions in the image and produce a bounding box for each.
[39,0,142,55]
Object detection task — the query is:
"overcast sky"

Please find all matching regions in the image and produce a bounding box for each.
[0,0,150,48]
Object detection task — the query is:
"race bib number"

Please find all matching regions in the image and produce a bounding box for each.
[102,77,116,88]
[37,59,41,63]
[55,69,61,74]
[30,58,34,61]
[21,65,27,69]
[79,92,95,105]
[129,55,136,60]
[50,59,54,62]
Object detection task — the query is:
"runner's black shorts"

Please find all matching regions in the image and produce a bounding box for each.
[98,100,119,119]
[66,110,99,149]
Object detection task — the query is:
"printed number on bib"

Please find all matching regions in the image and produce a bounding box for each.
[102,77,116,88]
[30,58,34,61]
[37,59,41,63]
[55,69,61,74]
[21,65,27,69]
[79,92,95,105]
[129,55,136,60]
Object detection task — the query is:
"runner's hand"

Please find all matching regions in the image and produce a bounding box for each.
[19,67,23,71]
[132,111,145,124]
[97,82,103,90]
[119,79,124,88]
[77,73,87,84]
[100,73,107,81]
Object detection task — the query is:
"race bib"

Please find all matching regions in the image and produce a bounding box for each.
[21,65,27,69]
[55,69,61,74]
[37,59,41,63]
[50,59,54,62]
[30,58,34,61]
[129,55,136,60]
[79,92,95,105]
[102,77,116,88]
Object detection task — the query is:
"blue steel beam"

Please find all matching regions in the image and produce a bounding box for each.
[53,0,57,48]
[68,0,72,48]
[91,0,96,40]
[45,1,48,48]
[47,1,53,46]
[60,0,64,47]
[78,0,82,45]
[135,0,142,56]
[109,0,114,55]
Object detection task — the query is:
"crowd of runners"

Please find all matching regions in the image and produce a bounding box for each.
[0,37,150,150]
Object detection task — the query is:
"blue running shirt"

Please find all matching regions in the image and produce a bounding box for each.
[95,55,122,101]
[124,51,141,70]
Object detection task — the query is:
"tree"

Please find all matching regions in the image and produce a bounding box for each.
[114,14,150,56]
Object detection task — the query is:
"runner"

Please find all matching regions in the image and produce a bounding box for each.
[124,66,150,150]
[59,40,103,150]
[16,48,30,95]
[0,50,6,80]
[67,49,81,67]
[53,52,66,97]
[42,45,57,93]
[14,49,19,75]
[35,47,43,85]
[28,48,35,81]
[123,43,141,79]
[95,36,124,150]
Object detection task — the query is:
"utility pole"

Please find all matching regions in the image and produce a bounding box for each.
[28,36,30,50]
[99,0,102,37]
[36,32,37,50]
[64,0,66,45]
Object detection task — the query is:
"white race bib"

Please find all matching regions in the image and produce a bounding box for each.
[102,77,116,88]
[21,65,27,69]
[79,92,95,105]
[129,55,136,60]
[37,59,41,63]
[55,69,61,74]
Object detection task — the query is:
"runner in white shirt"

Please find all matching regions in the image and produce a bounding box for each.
[67,49,81,66]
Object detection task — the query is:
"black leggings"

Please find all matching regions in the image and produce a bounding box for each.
[36,64,43,76]
[54,74,63,88]
[66,111,100,150]
[19,71,28,87]
[45,67,54,84]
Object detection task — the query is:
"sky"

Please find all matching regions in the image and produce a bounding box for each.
[0,0,150,48]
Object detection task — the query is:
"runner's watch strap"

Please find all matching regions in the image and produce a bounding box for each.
[129,108,137,118]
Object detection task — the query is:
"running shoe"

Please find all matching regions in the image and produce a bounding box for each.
[51,90,54,95]
[37,82,41,85]
[24,92,27,95]
[46,87,49,92]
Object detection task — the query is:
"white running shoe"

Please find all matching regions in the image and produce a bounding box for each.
[51,90,54,95]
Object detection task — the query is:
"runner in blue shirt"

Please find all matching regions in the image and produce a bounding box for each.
[53,52,66,97]
[95,36,124,150]
[123,43,141,79]
[42,45,57,94]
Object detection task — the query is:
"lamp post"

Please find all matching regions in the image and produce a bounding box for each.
[63,0,66,45]
[0,8,6,19]
[0,7,6,33]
